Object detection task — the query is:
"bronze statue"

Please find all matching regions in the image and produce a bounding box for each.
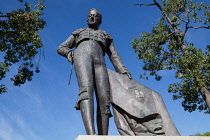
[58,8,180,136]
[57,9,131,135]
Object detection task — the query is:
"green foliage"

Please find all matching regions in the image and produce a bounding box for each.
[191,132,210,136]
[0,0,46,93]
[132,0,210,113]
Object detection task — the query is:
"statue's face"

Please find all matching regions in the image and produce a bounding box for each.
[87,10,101,29]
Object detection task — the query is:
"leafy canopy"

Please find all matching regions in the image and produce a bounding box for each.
[0,0,46,93]
[132,0,210,113]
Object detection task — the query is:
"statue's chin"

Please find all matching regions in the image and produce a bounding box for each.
[88,23,100,29]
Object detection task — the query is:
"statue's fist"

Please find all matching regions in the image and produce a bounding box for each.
[67,51,74,63]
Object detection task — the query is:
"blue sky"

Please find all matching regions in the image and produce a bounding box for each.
[0,0,210,140]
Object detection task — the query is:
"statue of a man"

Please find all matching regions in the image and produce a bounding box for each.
[57,9,131,135]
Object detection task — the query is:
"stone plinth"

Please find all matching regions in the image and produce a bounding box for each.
[76,135,210,140]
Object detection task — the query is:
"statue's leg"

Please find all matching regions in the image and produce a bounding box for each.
[94,64,110,135]
[80,99,95,135]
[96,107,109,135]
[74,53,96,135]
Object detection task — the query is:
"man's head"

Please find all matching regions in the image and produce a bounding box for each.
[87,9,102,29]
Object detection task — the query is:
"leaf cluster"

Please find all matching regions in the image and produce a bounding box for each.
[162,0,210,25]
[0,0,46,93]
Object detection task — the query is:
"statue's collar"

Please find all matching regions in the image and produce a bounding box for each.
[87,27,99,31]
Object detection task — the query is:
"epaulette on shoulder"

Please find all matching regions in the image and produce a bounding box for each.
[100,29,113,40]
[72,28,86,36]
[106,32,113,40]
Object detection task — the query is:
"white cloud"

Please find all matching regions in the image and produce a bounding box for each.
[0,114,27,140]
[0,106,45,140]
[0,82,47,140]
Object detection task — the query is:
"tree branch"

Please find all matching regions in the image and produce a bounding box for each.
[0,30,14,33]
[177,16,188,23]
[153,0,163,11]
[168,31,175,37]
[0,13,16,18]
[0,15,10,18]
[188,26,210,29]
[133,4,156,6]
[133,1,185,51]
[183,19,190,36]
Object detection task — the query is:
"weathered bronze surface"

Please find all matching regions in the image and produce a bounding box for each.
[57,8,179,136]
[108,69,180,136]
[57,9,131,135]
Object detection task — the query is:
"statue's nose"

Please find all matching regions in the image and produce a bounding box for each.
[90,16,94,21]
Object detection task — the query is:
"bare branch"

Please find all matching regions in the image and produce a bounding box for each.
[133,4,156,6]
[0,13,15,18]
[133,0,162,9]
[188,26,210,29]
[134,1,163,14]
[0,15,10,17]
[177,16,188,23]
[183,19,190,36]
[151,0,174,27]
[153,0,163,11]
[168,32,175,37]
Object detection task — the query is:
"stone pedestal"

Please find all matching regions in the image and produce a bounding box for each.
[76,135,210,140]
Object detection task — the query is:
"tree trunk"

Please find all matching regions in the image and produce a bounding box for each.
[200,87,210,110]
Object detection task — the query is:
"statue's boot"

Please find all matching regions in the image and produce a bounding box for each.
[80,99,96,135]
[97,112,109,135]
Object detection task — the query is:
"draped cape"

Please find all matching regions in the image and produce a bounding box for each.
[107,69,180,136]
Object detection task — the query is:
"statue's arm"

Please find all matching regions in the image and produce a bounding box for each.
[107,41,132,79]
[57,35,75,63]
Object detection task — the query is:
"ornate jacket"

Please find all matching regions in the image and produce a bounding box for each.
[57,28,129,74]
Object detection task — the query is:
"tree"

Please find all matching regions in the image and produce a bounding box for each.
[0,0,46,94]
[191,132,210,136]
[132,0,210,113]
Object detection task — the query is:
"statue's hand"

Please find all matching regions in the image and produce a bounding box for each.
[125,73,132,80]
[67,51,74,63]
[127,73,132,79]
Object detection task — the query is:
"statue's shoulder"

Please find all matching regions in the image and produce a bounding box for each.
[72,28,87,36]
[99,29,113,40]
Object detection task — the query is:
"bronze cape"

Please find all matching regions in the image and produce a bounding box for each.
[108,69,180,136]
